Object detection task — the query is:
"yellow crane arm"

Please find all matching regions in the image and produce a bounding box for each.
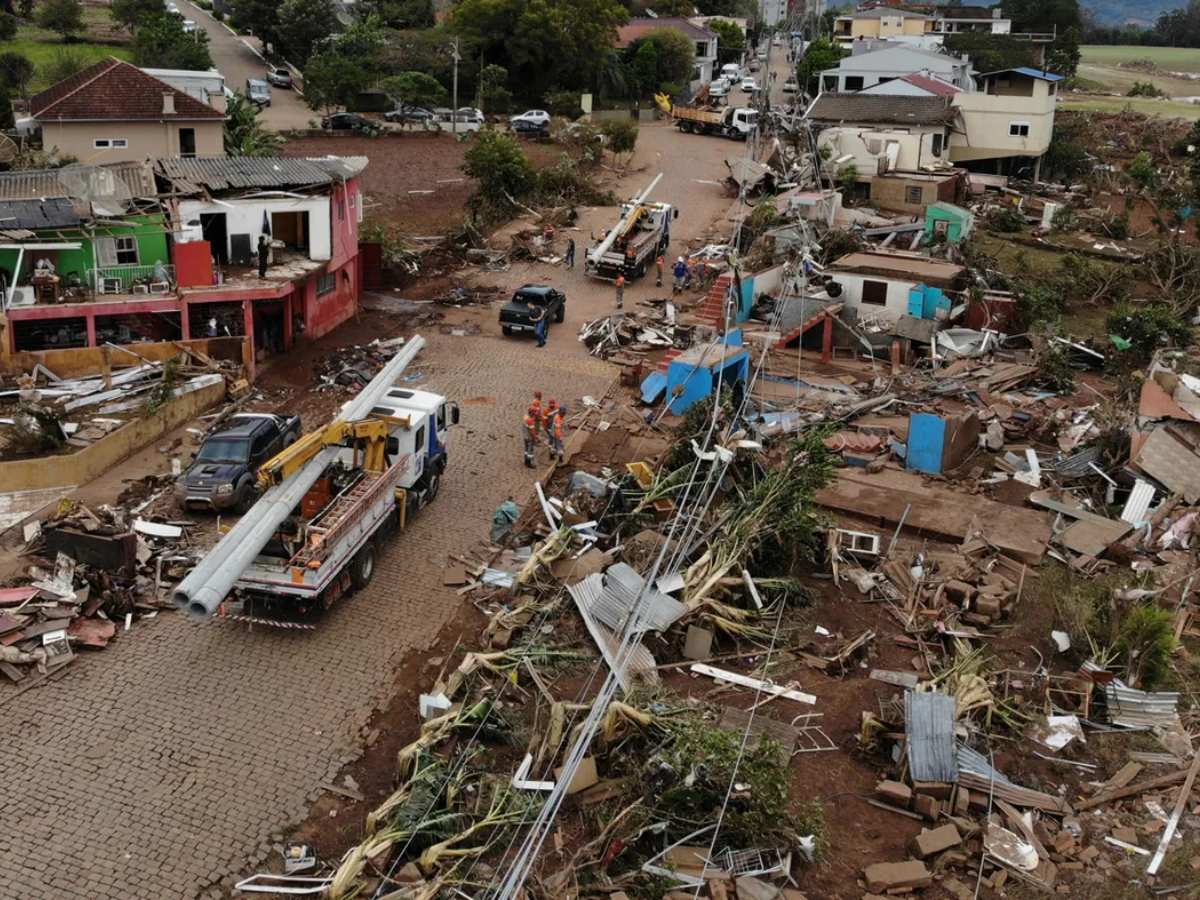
[256,418,396,490]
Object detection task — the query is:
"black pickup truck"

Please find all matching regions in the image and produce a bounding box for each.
[499,284,566,336]
[175,413,301,512]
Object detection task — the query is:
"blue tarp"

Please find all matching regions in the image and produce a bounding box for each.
[640,371,668,404]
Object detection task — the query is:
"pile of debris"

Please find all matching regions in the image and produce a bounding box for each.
[3,500,200,684]
[314,336,416,392]
[579,303,691,361]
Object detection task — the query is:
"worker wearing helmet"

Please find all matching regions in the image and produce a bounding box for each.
[541,397,559,433]
[522,410,538,468]
[672,257,687,294]
[529,391,543,435]
[656,255,664,288]
[551,404,568,462]
[615,274,625,310]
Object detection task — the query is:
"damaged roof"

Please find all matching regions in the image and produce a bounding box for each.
[830,251,966,287]
[154,157,369,192]
[0,161,157,201]
[0,197,80,230]
[805,93,956,126]
[593,562,686,634]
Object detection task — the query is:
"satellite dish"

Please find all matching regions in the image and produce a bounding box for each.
[0,135,18,165]
[57,162,134,218]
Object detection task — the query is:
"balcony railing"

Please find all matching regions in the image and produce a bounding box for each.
[87,264,176,296]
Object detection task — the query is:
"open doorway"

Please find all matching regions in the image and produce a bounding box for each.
[252,300,285,360]
[270,211,310,256]
[200,213,228,264]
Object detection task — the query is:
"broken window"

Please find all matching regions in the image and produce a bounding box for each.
[861,280,888,306]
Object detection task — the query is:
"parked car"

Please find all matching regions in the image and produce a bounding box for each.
[456,107,485,122]
[431,109,482,131]
[246,78,271,106]
[708,78,731,99]
[384,106,433,123]
[175,414,302,513]
[266,67,292,88]
[782,76,798,93]
[182,19,196,32]
[322,112,382,131]
[511,119,549,136]
[509,109,551,128]
[741,77,757,92]
[499,284,566,336]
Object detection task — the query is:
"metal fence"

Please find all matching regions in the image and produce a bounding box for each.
[88,265,176,295]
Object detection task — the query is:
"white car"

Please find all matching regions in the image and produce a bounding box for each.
[709,78,731,98]
[182,19,196,32]
[509,110,551,127]
[456,107,485,123]
[741,77,757,92]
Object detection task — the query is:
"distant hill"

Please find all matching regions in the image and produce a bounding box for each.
[1081,0,1188,26]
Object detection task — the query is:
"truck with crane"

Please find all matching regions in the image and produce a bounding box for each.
[172,336,458,626]
[655,93,758,139]
[584,174,676,282]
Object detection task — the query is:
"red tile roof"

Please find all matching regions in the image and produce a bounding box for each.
[616,18,716,49]
[31,57,225,122]
[901,74,961,97]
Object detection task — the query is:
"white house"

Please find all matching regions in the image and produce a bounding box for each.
[825,251,966,327]
[930,5,1012,37]
[859,73,963,98]
[948,67,1063,176]
[804,93,957,179]
[819,44,975,93]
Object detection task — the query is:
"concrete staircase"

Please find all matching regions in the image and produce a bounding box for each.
[656,273,735,373]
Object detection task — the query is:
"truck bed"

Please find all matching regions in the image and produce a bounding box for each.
[674,106,724,124]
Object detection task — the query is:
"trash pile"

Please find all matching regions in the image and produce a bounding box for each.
[579,303,691,361]
[314,336,417,392]
[2,499,200,684]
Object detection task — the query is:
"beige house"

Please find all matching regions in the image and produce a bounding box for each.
[31,58,225,164]
[949,68,1062,175]
[834,8,932,44]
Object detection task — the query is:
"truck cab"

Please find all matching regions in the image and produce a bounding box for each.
[177,413,301,512]
[721,63,748,83]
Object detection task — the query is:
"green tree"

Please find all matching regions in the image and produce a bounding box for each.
[942,33,1035,74]
[451,0,628,99]
[302,50,369,112]
[462,129,536,221]
[133,16,214,70]
[707,18,746,57]
[796,37,845,95]
[653,0,693,16]
[0,12,16,41]
[0,52,34,94]
[37,0,84,41]
[1001,0,1082,34]
[111,0,167,33]
[230,0,283,52]
[1044,26,1081,78]
[357,0,433,29]
[0,83,14,130]
[224,90,277,155]
[278,0,341,64]
[380,70,447,118]
[601,116,638,161]
[478,63,513,114]
[626,27,694,94]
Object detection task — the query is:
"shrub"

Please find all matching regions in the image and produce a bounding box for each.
[601,116,638,161]
[1106,301,1194,360]
[543,88,583,119]
[0,12,17,41]
[987,206,1025,233]
[40,47,90,86]
[0,51,34,94]
[1115,605,1175,689]
[1050,205,1079,233]
[1014,283,1062,329]
[37,0,83,41]
[1098,209,1130,240]
[1127,81,1165,98]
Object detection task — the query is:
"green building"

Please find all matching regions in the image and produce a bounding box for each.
[924,202,975,244]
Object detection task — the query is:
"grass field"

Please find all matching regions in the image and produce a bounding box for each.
[0,18,134,92]
[1060,94,1200,118]
[1081,45,1200,72]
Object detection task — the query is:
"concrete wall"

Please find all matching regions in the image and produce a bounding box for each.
[950,81,1056,162]
[818,126,946,179]
[825,271,915,325]
[870,174,954,214]
[178,196,334,262]
[0,334,248,378]
[0,377,226,492]
[38,120,223,164]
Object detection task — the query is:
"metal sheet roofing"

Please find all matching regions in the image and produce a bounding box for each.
[0,197,80,230]
[806,93,957,126]
[0,161,156,201]
[982,67,1066,83]
[154,157,369,191]
[567,574,659,688]
[905,691,958,783]
[594,562,687,634]
[956,743,1013,786]
[1105,679,1179,729]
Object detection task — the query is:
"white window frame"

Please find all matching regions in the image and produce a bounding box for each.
[114,235,138,265]
[93,138,129,149]
[1009,121,1031,138]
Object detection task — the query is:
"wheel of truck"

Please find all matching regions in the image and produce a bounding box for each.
[679,121,692,134]
[234,481,254,514]
[555,303,565,323]
[502,325,513,336]
[350,541,377,590]
[284,431,298,448]
[425,472,441,503]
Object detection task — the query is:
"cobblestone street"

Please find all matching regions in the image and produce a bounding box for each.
[0,332,615,900]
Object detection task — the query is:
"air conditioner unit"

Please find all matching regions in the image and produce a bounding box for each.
[100,277,124,294]
[132,284,150,294]
[148,281,171,294]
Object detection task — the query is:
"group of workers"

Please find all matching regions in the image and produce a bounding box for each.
[521,389,568,468]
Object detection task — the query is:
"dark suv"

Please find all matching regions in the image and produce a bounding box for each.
[499,284,566,336]
[176,413,301,512]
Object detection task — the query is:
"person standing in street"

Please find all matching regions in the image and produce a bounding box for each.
[257,235,269,278]
[522,410,538,468]
[615,274,625,309]
[529,390,543,435]
[530,302,548,348]
[655,255,664,288]
[672,257,687,294]
[550,404,567,462]
[564,237,575,269]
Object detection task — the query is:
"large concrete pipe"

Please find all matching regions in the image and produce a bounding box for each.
[586,173,663,267]
[172,336,428,620]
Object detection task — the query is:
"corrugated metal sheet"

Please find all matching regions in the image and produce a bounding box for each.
[905,691,958,784]
[0,197,79,229]
[595,562,687,634]
[1053,445,1103,478]
[1120,479,1156,525]
[154,156,369,191]
[956,743,1013,786]
[0,161,156,200]
[1105,679,1180,729]
[567,574,658,687]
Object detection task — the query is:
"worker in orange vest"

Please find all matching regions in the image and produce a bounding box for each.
[541,397,559,433]
[615,274,625,310]
[655,255,664,288]
[528,390,543,434]
[550,404,567,462]
[522,410,538,468]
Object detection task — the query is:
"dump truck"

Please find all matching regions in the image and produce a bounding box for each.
[584,174,675,282]
[172,336,459,626]
[655,93,758,139]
